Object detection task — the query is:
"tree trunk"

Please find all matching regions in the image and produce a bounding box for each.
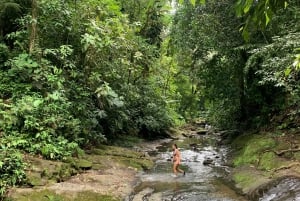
[239,49,247,122]
[29,0,37,54]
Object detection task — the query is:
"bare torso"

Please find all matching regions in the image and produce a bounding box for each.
[173,149,181,164]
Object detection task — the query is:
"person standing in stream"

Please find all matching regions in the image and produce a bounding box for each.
[172,144,185,177]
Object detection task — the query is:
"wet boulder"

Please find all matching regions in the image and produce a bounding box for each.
[188,134,197,138]
[197,129,208,135]
[203,158,214,166]
[189,143,200,151]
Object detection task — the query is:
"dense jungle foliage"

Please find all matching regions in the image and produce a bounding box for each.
[0,0,299,198]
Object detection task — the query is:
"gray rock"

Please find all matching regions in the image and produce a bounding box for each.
[143,152,150,158]
[197,130,208,135]
[203,158,214,165]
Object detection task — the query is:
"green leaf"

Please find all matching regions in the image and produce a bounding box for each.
[284,68,292,77]
[33,99,43,107]
[265,12,270,25]
[242,26,250,42]
[200,0,206,5]
[243,0,253,14]
[284,1,288,8]
[235,0,244,17]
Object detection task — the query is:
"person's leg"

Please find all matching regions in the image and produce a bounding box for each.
[176,165,185,175]
[173,163,178,175]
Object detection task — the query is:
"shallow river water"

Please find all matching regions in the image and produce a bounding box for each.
[128,134,300,201]
[129,135,247,201]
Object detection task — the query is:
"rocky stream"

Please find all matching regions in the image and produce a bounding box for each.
[127,125,300,201]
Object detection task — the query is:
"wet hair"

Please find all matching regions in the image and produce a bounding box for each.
[173,144,178,149]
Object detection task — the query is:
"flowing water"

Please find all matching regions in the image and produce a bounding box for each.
[128,132,300,201]
[128,133,247,201]
[258,178,300,201]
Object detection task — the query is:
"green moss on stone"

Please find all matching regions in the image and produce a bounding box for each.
[26,172,46,186]
[233,170,270,194]
[116,157,154,171]
[294,152,300,161]
[91,163,105,170]
[57,164,76,182]
[74,191,120,201]
[90,146,143,159]
[11,190,64,201]
[11,190,120,201]
[258,152,282,171]
[88,145,154,170]
[74,159,92,170]
[233,135,277,167]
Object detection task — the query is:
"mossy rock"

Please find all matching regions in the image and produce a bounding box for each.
[84,154,108,167]
[10,190,120,201]
[41,169,52,178]
[25,155,69,181]
[26,172,47,187]
[258,152,284,171]
[233,135,277,167]
[10,190,64,201]
[294,152,300,161]
[74,191,120,201]
[139,159,154,170]
[89,148,104,155]
[63,156,76,164]
[231,134,256,149]
[91,163,105,170]
[233,169,270,194]
[43,163,78,182]
[117,157,154,171]
[90,146,143,159]
[74,159,93,170]
[57,164,77,181]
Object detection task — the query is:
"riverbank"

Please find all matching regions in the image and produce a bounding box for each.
[7,122,300,201]
[175,121,300,200]
[228,130,300,200]
[7,145,154,201]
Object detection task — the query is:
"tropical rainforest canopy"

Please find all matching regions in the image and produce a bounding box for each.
[0,0,299,197]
